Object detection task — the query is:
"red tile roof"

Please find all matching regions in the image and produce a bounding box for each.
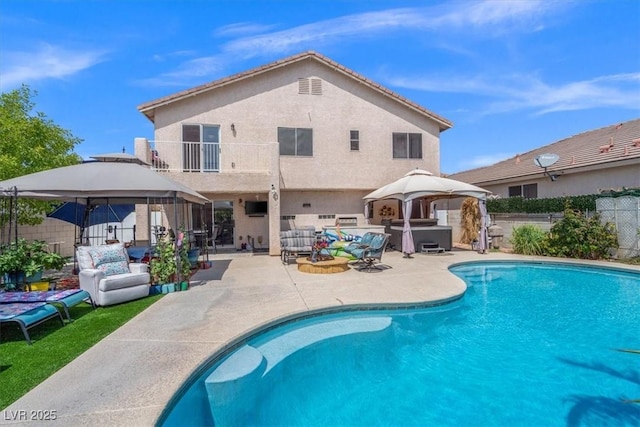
[137,51,453,131]
[447,118,640,185]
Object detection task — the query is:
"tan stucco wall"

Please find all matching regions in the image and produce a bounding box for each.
[482,163,640,199]
[147,59,441,192]
[136,59,446,254]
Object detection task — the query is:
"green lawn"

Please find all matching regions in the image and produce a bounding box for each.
[0,294,163,409]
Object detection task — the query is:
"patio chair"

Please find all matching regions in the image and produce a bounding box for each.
[76,242,150,306]
[343,232,377,254]
[0,289,94,322]
[0,302,65,344]
[347,233,391,272]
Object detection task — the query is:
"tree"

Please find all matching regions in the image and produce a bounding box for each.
[0,85,82,225]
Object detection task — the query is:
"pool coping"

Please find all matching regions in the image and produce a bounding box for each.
[2,250,639,426]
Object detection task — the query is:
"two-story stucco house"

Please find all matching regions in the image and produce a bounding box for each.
[447,118,640,199]
[134,51,452,255]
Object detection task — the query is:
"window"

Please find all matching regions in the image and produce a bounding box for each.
[392,132,422,159]
[508,183,538,199]
[182,124,220,172]
[278,127,313,156]
[523,183,538,199]
[350,130,359,151]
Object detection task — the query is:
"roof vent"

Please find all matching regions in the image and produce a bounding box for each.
[599,137,614,153]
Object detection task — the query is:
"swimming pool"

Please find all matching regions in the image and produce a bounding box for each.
[159,261,640,426]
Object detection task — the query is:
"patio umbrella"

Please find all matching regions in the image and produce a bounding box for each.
[47,202,135,227]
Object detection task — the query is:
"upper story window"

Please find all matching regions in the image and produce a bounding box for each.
[182,124,220,172]
[278,127,313,156]
[392,132,422,159]
[508,183,538,199]
[350,130,360,151]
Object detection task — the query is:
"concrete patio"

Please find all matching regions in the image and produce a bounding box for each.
[2,249,631,426]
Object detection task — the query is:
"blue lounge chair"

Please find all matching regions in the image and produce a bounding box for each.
[0,289,94,322]
[0,302,65,344]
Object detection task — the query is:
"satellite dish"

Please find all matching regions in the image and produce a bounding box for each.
[534,153,560,182]
[534,153,559,168]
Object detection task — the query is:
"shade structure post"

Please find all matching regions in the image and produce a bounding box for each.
[478,199,488,254]
[401,199,415,257]
[364,203,370,225]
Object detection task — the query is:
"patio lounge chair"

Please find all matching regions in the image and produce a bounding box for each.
[0,302,64,344]
[345,233,391,272]
[0,289,94,322]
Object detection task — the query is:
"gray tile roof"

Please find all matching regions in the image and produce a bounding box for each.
[137,51,453,131]
[447,118,640,185]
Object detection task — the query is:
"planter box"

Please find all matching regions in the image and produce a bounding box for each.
[149,284,162,296]
[178,281,189,291]
[26,269,44,283]
[187,249,201,266]
[161,283,175,294]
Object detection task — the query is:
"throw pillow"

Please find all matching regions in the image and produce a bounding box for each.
[89,244,130,276]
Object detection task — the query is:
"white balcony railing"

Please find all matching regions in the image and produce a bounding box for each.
[149,140,274,173]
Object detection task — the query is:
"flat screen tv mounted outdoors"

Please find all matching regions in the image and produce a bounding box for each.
[245,201,268,216]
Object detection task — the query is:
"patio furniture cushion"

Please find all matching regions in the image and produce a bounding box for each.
[280,229,317,264]
[0,290,94,322]
[348,233,391,272]
[88,243,130,276]
[98,272,150,292]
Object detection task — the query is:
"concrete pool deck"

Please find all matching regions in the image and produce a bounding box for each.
[3,249,637,426]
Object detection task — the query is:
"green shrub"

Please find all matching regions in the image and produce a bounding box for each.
[544,208,617,260]
[487,195,598,213]
[511,224,547,255]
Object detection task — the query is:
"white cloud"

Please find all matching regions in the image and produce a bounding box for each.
[389,72,640,115]
[152,50,197,62]
[214,22,278,38]
[0,44,106,90]
[142,0,567,86]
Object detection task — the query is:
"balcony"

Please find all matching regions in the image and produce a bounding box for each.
[148,140,275,174]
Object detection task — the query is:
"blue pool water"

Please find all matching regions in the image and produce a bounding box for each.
[160,262,640,426]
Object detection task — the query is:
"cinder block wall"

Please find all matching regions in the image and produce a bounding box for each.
[3,219,77,258]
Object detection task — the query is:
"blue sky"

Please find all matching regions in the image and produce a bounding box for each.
[1,0,639,173]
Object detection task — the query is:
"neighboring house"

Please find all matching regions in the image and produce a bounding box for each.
[446,118,640,253]
[447,118,640,199]
[134,51,452,255]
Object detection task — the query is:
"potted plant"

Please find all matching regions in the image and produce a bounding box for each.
[0,239,66,289]
[177,233,193,292]
[150,235,177,294]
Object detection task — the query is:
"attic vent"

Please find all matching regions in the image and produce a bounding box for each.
[298,78,322,95]
[298,78,310,94]
[311,78,322,95]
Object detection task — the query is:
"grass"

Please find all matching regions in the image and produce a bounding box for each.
[0,294,163,409]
